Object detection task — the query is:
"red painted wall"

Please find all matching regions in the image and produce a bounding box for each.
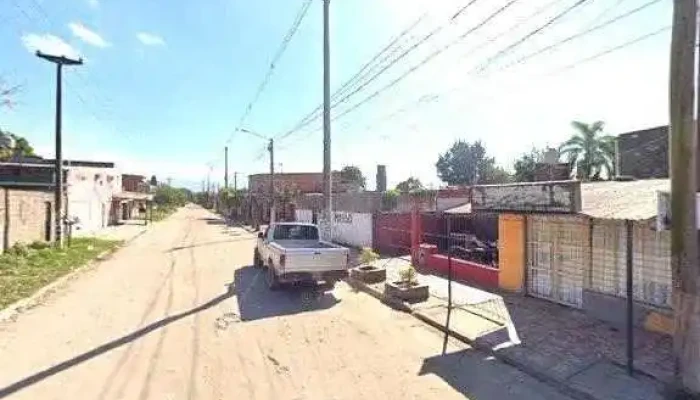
[373,212,412,256]
[423,252,499,289]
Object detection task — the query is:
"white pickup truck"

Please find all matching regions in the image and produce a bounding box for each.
[254,222,350,290]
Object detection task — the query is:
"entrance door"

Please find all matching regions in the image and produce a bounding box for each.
[527,215,587,308]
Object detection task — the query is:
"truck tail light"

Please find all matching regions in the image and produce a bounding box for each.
[280,254,286,267]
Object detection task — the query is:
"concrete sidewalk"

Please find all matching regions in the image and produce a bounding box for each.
[75,220,148,243]
[350,257,671,400]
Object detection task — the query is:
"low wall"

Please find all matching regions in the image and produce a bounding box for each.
[419,244,499,289]
[331,211,373,248]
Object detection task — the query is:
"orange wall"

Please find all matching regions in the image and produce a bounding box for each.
[499,214,525,292]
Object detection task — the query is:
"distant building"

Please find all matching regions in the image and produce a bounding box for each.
[376,165,387,192]
[534,148,570,181]
[247,172,358,194]
[616,126,668,179]
[114,174,153,222]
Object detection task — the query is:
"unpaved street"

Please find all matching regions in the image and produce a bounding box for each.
[0,206,573,400]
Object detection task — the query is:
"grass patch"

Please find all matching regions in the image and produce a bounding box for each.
[0,238,121,309]
[151,206,177,222]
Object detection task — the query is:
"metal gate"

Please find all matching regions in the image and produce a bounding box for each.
[527,215,587,308]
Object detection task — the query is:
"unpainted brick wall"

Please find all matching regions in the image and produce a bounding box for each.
[0,188,54,253]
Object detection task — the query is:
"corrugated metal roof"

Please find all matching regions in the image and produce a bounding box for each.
[580,179,668,220]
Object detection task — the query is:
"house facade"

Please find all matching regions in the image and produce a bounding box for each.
[62,161,121,233]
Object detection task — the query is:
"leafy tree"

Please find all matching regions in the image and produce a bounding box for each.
[149,175,158,186]
[340,165,366,188]
[436,140,504,185]
[482,165,513,184]
[381,189,399,211]
[154,185,189,207]
[395,177,424,193]
[559,121,615,180]
[513,148,546,182]
[0,129,36,160]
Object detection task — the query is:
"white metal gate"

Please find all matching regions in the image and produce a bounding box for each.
[527,215,587,308]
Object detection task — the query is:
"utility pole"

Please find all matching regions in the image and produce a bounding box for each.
[669,0,700,395]
[269,139,275,225]
[234,171,238,192]
[36,51,83,248]
[224,146,229,189]
[322,0,332,240]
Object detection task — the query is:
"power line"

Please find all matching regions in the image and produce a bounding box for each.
[205,0,313,171]
[276,0,484,142]
[495,0,663,72]
[325,0,523,126]
[276,12,429,142]
[472,0,593,73]
[549,25,670,73]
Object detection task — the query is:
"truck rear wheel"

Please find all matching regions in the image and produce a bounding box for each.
[253,250,262,268]
[267,264,281,291]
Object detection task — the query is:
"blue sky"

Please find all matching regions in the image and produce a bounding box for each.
[0,0,673,190]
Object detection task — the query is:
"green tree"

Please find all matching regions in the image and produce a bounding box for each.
[380,189,399,211]
[340,165,366,188]
[154,185,189,207]
[395,177,424,193]
[513,148,545,182]
[436,140,504,185]
[559,121,615,180]
[0,129,36,161]
[149,175,158,186]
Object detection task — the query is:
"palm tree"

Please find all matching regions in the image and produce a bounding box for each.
[559,121,616,180]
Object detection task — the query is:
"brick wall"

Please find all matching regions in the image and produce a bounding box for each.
[0,187,54,252]
[617,126,668,179]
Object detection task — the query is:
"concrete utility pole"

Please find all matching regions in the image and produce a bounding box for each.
[224,146,229,189]
[269,139,275,225]
[36,51,83,248]
[322,0,332,239]
[234,172,238,192]
[669,0,700,395]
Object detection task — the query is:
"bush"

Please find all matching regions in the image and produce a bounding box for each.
[359,247,379,265]
[7,242,29,257]
[398,265,418,285]
[29,241,51,250]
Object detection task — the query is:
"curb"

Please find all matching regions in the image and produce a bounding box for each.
[0,229,147,323]
[347,276,599,400]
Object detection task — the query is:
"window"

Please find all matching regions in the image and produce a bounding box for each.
[273,225,319,240]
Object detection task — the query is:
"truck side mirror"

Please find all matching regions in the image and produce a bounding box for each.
[257,232,264,239]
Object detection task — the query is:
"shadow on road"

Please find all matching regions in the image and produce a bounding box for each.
[166,237,254,253]
[418,349,562,400]
[0,283,236,399]
[234,265,340,322]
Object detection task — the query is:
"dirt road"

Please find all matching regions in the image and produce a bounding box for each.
[0,206,573,400]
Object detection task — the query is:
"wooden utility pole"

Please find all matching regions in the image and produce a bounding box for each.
[669,0,700,395]
[224,146,229,189]
[268,139,275,225]
[322,0,332,239]
[36,51,83,248]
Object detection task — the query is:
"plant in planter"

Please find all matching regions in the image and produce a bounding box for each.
[385,264,429,303]
[351,247,387,283]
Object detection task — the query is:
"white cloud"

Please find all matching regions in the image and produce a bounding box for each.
[87,0,99,9]
[69,22,110,48]
[136,32,165,46]
[21,33,81,59]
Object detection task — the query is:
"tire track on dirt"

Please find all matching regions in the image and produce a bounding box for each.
[98,219,192,400]
[186,220,201,400]
[135,217,194,400]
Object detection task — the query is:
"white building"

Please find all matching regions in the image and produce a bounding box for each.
[63,161,122,233]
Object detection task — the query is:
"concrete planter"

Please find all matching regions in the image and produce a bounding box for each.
[384,281,429,303]
[350,265,387,284]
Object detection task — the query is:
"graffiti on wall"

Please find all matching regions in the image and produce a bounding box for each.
[334,211,353,224]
